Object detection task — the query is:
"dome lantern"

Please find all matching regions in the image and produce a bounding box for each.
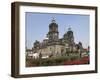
[52,17,56,23]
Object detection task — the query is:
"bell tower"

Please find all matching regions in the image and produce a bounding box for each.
[63,27,74,44]
[47,18,59,41]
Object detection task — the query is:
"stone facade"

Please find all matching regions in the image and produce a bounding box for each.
[26,18,83,58]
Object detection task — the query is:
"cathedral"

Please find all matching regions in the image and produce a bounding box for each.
[27,18,83,58]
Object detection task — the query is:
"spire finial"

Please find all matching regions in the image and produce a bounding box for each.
[52,17,56,23]
[68,25,71,31]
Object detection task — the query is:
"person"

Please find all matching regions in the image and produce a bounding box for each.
[78,48,82,58]
[39,52,42,59]
[87,46,90,56]
[78,42,83,58]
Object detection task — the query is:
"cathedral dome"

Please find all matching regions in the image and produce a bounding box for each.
[49,18,58,33]
[34,40,40,46]
[67,28,73,37]
[49,18,58,29]
[47,18,59,41]
[49,23,58,27]
[63,27,74,40]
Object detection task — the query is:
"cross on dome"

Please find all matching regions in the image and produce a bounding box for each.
[52,17,56,23]
[68,26,72,31]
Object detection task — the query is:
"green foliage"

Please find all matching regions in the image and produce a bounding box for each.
[26,54,80,66]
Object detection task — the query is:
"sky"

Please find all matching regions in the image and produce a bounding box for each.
[25,12,90,49]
